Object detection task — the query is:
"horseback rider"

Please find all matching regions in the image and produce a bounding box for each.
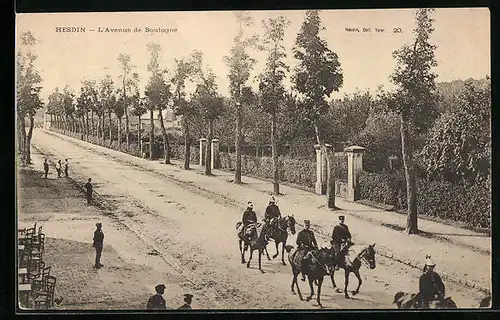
[415,256,446,308]
[238,202,258,239]
[331,215,353,270]
[296,220,318,281]
[264,196,281,231]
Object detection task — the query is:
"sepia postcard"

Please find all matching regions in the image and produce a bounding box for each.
[15,8,491,312]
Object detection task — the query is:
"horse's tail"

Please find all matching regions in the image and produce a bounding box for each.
[284,245,294,253]
[236,221,242,230]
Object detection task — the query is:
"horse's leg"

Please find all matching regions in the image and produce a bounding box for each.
[240,240,246,263]
[272,241,279,259]
[344,269,351,299]
[264,246,271,260]
[247,248,253,268]
[258,249,264,273]
[306,276,314,301]
[281,241,286,265]
[352,269,362,295]
[316,277,324,308]
[293,270,303,300]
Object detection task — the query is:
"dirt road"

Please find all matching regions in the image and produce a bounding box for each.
[21,129,486,309]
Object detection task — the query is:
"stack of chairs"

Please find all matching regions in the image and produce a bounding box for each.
[18,223,57,309]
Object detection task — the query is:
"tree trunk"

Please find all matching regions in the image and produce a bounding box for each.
[205,119,213,175]
[158,107,171,164]
[18,113,26,161]
[91,110,95,136]
[234,103,242,184]
[124,106,129,151]
[101,112,105,144]
[271,111,280,195]
[149,108,155,159]
[118,117,122,147]
[314,123,337,209]
[183,119,190,170]
[108,111,112,146]
[400,112,418,234]
[138,116,142,156]
[85,110,89,140]
[97,114,102,143]
[25,113,35,164]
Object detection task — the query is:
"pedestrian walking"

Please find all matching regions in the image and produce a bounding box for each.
[177,293,193,310]
[43,159,49,178]
[146,284,167,310]
[92,222,104,268]
[84,178,93,205]
[64,159,69,177]
[55,160,62,178]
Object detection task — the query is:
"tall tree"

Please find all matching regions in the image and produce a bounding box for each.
[292,10,343,208]
[258,14,290,195]
[114,89,125,146]
[224,11,260,184]
[62,86,76,133]
[129,94,147,155]
[171,55,198,170]
[145,43,162,159]
[389,8,438,234]
[46,87,64,132]
[117,53,139,151]
[191,51,224,175]
[16,31,43,164]
[78,80,98,140]
[98,75,115,145]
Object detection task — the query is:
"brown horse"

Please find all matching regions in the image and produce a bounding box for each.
[263,215,296,265]
[236,222,270,273]
[330,244,376,299]
[393,291,458,309]
[285,245,335,308]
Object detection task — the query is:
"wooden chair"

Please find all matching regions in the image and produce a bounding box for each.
[27,260,45,284]
[32,266,51,291]
[33,275,56,309]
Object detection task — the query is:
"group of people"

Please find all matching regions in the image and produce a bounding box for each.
[238,196,447,308]
[43,158,69,179]
[146,284,194,310]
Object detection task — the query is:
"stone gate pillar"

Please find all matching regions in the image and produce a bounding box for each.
[199,138,207,166]
[211,139,220,169]
[345,146,366,201]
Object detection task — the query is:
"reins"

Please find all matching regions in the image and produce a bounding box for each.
[355,247,372,269]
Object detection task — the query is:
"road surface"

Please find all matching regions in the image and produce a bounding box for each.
[24,129,485,309]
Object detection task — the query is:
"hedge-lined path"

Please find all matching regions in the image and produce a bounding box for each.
[34,129,490,302]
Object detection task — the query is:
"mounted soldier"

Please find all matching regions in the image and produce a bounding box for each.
[237,202,258,239]
[296,220,318,281]
[415,256,446,308]
[331,215,353,270]
[264,196,281,231]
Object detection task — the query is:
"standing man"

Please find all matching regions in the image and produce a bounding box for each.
[55,160,62,178]
[92,222,104,268]
[64,159,69,177]
[146,284,167,310]
[331,215,352,270]
[296,220,318,281]
[43,159,49,178]
[85,178,93,205]
[177,293,193,310]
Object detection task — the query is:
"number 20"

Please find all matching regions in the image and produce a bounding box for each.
[393,28,402,33]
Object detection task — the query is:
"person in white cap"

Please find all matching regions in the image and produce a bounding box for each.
[264,196,281,230]
[416,255,446,308]
[238,202,258,238]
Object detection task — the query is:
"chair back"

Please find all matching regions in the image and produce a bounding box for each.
[46,275,56,306]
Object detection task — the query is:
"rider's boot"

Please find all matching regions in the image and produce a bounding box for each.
[301,257,308,281]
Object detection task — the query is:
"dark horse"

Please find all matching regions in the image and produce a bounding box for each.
[393,291,458,309]
[330,243,377,299]
[285,245,335,308]
[263,215,296,265]
[236,222,270,273]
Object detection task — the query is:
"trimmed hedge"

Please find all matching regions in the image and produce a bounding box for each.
[359,170,491,228]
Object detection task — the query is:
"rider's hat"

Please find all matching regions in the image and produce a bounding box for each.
[96,222,102,227]
[183,293,193,300]
[304,220,310,226]
[425,255,435,266]
[269,196,276,203]
[155,284,166,292]
[338,215,345,221]
[247,201,253,208]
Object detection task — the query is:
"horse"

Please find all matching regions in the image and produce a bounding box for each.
[263,215,296,265]
[285,244,335,308]
[479,295,491,308]
[330,243,376,299]
[393,291,458,309]
[236,221,270,273]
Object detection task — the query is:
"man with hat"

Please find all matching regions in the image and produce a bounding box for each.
[238,202,258,239]
[146,284,167,310]
[177,293,193,309]
[331,215,352,270]
[92,222,104,268]
[296,220,318,281]
[415,255,446,308]
[264,196,281,230]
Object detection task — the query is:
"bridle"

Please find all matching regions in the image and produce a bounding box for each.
[355,247,373,269]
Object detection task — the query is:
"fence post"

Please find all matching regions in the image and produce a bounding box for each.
[345,145,366,201]
[199,138,207,166]
[211,139,220,169]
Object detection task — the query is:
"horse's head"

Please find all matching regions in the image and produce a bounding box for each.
[317,246,336,267]
[359,243,376,269]
[286,215,296,235]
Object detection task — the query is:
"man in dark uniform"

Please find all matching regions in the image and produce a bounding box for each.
[56,160,62,178]
[93,222,104,268]
[296,220,318,281]
[64,159,69,177]
[85,178,93,205]
[43,159,49,178]
[331,215,352,270]
[416,256,446,308]
[177,293,193,309]
[238,202,258,239]
[264,196,281,230]
[146,284,167,310]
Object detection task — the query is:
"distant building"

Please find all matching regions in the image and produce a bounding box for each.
[129,107,181,131]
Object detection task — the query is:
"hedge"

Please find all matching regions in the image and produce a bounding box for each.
[359,170,491,229]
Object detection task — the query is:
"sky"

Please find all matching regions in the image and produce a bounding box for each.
[16,8,490,104]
